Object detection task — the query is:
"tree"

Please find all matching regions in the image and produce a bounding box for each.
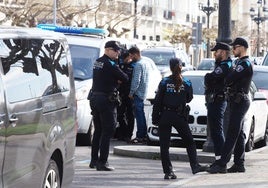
[163,25,192,53]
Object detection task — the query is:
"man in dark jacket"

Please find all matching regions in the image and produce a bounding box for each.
[89,40,128,171]
[205,42,233,161]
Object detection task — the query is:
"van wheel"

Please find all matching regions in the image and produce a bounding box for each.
[76,122,94,146]
[43,159,60,188]
[245,120,255,152]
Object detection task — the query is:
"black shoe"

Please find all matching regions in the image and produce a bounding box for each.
[192,164,209,174]
[96,163,114,171]
[207,164,227,174]
[89,161,97,169]
[227,164,245,173]
[164,172,177,180]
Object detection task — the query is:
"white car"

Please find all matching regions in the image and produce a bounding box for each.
[146,70,268,151]
[141,46,193,77]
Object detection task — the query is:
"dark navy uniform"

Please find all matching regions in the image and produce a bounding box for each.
[152,76,203,175]
[205,58,233,157]
[89,54,128,168]
[116,61,135,141]
[216,56,253,168]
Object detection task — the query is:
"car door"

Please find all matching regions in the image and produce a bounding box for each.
[0,73,5,187]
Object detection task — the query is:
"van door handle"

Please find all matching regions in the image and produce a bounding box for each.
[9,114,18,123]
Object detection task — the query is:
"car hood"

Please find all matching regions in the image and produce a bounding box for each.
[189,95,206,115]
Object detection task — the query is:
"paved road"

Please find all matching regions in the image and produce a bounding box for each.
[71,140,268,188]
[71,140,198,188]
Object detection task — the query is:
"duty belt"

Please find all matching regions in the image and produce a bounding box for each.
[163,105,183,112]
[92,91,109,96]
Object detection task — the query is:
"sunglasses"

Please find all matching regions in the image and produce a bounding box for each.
[108,48,119,52]
[233,45,242,50]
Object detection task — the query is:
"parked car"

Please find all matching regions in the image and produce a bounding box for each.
[197,58,214,70]
[262,52,268,66]
[146,70,268,151]
[38,24,161,145]
[252,65,268,105]
[0,27,77,187]
[141,46,193,77]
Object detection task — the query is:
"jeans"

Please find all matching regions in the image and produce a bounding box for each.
[133,95,147,139]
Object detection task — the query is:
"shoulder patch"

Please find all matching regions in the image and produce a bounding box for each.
[236,64,244,72]
[214,67,223,74]
[183,77,192,86]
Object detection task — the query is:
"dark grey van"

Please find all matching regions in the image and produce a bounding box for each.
[0,27,77,188]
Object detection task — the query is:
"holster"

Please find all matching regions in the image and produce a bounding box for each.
[183,105,190,121]
[108,91,121,106]
[229,92,246,103]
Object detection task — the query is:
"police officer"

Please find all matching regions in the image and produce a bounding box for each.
[115,52,135,142]
[152,58,208,179]
[89,40,128,171]
[205,42,233,161]
[208,37,253,173]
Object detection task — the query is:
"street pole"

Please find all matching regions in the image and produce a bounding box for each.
[250,0,268,57]
[199,0,218,58]
[53,0,57,25]
[133,0,138,39]
[217,0,232,44]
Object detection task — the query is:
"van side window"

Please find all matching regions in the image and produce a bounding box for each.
[0,39,70,103]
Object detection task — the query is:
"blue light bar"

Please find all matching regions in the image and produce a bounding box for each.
[37,24,109,36]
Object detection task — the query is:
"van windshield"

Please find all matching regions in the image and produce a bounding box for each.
[69,45,99,80]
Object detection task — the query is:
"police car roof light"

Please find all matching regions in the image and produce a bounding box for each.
[37,24,109,36]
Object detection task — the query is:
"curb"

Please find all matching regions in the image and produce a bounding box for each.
[113,145,215,163]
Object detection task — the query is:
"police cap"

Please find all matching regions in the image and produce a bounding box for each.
[105,40,121,51]
[211,42,230,51]
[230,37,249,48]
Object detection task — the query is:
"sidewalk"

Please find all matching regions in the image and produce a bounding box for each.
[114,145,268,187]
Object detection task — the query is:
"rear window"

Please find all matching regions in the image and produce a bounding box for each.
[262,53,268,66]
[253,71,268,89]
[1,38,70,103]
[185,75,205,95]
[142,51,174,65]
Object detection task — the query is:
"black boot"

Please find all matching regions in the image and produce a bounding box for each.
[192,164,209,174]
[164,171,177,180]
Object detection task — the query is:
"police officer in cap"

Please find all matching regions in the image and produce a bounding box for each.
[89,40,128,171]
[208,37,253,174]
[152,58,208,180]
[205,42,233,161]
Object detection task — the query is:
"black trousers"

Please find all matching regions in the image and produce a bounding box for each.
[218,97,250,167]
[159,111,198,174]
[90,94,117,165]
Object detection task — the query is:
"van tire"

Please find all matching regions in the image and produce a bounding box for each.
[43,159,61,188]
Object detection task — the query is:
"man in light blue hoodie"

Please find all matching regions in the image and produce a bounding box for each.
[128,46,150,144]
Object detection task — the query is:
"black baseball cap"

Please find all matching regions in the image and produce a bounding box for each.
[211,42,230,51]
[105,40,121,51]
[230,37,249,48]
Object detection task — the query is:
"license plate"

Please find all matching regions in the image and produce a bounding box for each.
[190,125,207,135]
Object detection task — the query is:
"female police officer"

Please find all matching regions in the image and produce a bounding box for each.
[152,58,208,179]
